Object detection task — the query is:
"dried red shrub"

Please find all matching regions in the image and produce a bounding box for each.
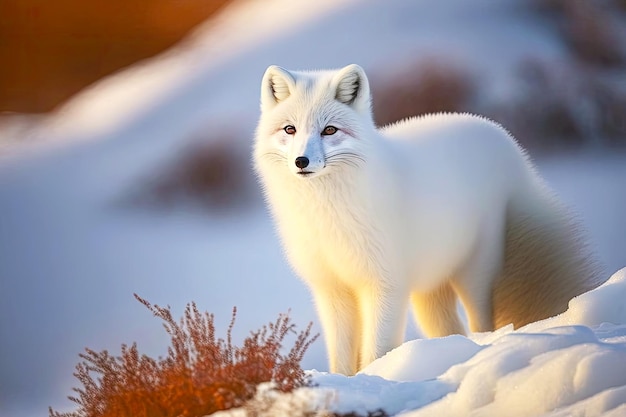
[331,410,390,417]
[50,296,317,417]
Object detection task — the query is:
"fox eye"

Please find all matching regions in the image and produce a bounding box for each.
[322,126,337,136]
[284,125,296,135]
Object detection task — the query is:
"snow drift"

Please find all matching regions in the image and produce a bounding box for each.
[231,269,626,417]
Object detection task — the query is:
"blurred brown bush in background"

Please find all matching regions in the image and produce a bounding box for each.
[535,0,625,67]
[133,133,252,212]
[494,0,626,149]
[0,0,231,113]
[368,1,626,151]
[370,60,474,127]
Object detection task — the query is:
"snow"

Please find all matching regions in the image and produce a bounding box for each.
[301,270,626,417]
[1,0,626,416]
[361,335,483,383]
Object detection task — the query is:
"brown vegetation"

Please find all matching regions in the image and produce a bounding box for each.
[534,0,624,67]
[485,1,626,149]
[49,295,317,417]
[136,136,249,212]
[496,59,626,148]
[0,0,232,112]
[370,60,474,127]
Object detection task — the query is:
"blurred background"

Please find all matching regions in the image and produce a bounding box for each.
[0,0,231,112]
[2,0,626,147]
[0,0,625,416]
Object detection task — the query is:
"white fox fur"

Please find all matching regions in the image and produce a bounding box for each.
[253,64,602,375]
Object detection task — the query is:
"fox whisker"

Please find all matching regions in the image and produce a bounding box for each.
[261,151,286,165]
[326,151,365,169]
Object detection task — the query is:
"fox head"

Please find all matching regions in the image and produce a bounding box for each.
[254,64,373,179]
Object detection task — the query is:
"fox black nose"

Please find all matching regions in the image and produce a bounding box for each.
[295,156,309,169]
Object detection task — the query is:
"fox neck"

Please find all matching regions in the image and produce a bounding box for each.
[284,165,369,217]
[266,141,404,284]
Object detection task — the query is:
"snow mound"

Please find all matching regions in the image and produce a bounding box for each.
[531,267,626,329]
[361,335,483,383]
[309,268,626,417]
[415,325,626,417]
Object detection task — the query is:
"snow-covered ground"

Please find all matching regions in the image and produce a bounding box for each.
[218,272,626,416]
[1,1,625,416]
[314,268,626,417]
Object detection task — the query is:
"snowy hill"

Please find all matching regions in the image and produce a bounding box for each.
[1,0,625,416]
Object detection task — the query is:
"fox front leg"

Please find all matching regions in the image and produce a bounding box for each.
[310,283,361,375]
[357,283,408,370]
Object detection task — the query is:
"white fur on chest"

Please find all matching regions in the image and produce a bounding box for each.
[266,170,399,288]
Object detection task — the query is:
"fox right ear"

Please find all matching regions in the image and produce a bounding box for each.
[261,65,296,110]
[331,64,371,114]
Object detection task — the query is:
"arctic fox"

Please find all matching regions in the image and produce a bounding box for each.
[253,64,602,375]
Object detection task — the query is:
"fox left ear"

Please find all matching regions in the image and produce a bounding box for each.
[332,64,371,112]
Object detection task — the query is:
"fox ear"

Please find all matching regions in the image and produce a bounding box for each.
[261,65,296,110]
[332,64,370,111]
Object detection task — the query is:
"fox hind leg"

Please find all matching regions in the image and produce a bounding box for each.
[452,216,507,333]
[410,282,466,337]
